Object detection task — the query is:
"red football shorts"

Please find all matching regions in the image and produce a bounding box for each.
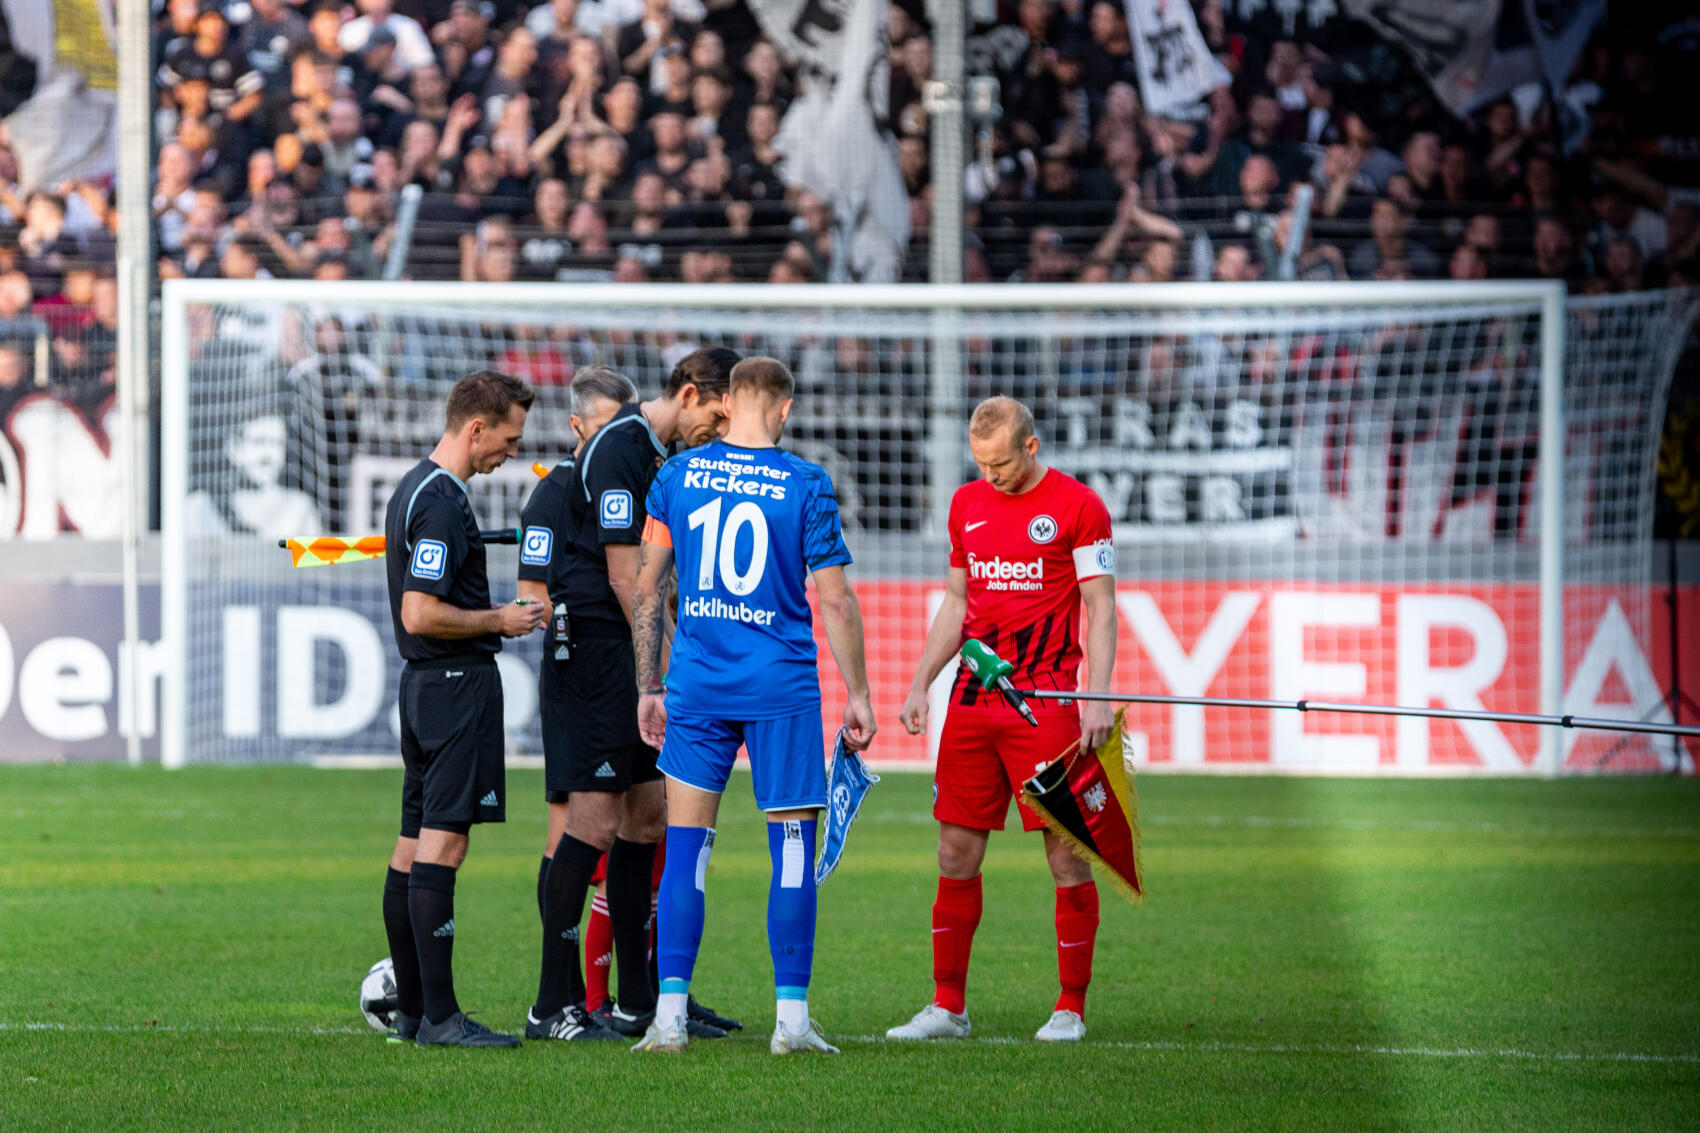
[934,703,1082,832]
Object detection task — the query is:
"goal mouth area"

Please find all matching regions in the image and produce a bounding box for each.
[158,279,1692,776]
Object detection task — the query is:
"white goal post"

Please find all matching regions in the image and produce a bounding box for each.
[159,279,1694,775]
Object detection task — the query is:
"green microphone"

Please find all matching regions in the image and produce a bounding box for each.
[959,639,1039,728]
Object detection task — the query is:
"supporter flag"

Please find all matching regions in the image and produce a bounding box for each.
[748,0,910,283]
[1121,0,1227,117]
[0,0,116,193]
[1341,1,1502,117]
[1343,0,1603,131]
[1524,0,1606,98]
[1021,709,1144,906]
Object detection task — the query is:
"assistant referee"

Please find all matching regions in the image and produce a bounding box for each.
[379,370,544,1049]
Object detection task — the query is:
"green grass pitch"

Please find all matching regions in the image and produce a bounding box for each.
[3,765,1698,1130]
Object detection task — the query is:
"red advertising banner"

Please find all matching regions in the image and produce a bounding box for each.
[820,581,1698,774]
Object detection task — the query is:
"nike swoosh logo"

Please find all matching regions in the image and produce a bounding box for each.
[965,521,988,532]
[1059,941,1089,949]
[931,927,952,934]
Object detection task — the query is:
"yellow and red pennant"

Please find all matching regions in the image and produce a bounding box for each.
[1021,709,1144,905]
[283,536,389,569]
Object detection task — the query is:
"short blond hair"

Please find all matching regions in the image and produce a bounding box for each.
[730,356,794,402]
[968,396,1035,444]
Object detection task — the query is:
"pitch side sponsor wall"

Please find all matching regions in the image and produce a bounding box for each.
[1,579,1694,771]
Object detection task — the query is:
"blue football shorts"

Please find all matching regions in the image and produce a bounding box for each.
[658,709,828,812]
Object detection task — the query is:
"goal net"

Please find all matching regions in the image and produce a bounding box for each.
[160,281,1696,774]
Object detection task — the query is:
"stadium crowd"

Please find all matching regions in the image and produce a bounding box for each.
[3,1,1699,418]
[131,0,1700,289]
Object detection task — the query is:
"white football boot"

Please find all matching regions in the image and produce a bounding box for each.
[1034,1009,1086,1042]
[885,1004,971,1040]
[629,1015,689,1053]
[770,1019,840,1055]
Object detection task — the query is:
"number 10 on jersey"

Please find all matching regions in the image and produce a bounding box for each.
[687,497,770,596]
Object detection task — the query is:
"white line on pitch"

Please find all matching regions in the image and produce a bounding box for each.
[866,811,1700,838]
[835,1036,1700,1064]
[5,1021,1696,1064]
[0,1022,368,1036]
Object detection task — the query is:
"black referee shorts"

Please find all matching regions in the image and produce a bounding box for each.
[539,630,661,801]
[399,659,505,837]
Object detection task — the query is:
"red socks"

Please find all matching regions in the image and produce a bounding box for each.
[931,875,983,1015]
[584,891,612,1013]
[1054,881,1099,1016]
[588,846,661,1014]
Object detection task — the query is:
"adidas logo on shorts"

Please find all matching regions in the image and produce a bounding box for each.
[593,763,616,778]
[480,791,499,807]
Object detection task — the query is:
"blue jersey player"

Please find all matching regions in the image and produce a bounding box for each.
[628,357,877,1055]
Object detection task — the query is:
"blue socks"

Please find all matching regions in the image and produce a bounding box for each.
[654,817,819,1031]
[767,818,818,1007]
[656,825,714,998]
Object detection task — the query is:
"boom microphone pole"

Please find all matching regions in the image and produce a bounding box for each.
[959,643,1700,741]
[959,639,1039,727]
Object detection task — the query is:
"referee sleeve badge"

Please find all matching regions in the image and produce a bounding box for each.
[409,539,447,580]
[520,525,553,566]
[600,489,633,528]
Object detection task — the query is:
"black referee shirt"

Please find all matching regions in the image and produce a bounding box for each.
[385,458,500,663]
[517,404,665,626]
[517,454,572,588]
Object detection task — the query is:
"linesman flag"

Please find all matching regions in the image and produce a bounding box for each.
[1021,709,1143,905]
[280,536,388,568]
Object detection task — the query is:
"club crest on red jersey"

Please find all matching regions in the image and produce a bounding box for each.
[1027,514,1058,544]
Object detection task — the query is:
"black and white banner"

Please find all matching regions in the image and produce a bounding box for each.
[748,0,911,283]
[1122,0,1226,117]
[1343,0,1604,121]
[1341,0,1504,117]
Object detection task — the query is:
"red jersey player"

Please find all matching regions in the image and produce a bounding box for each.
[890,396,1117,1043]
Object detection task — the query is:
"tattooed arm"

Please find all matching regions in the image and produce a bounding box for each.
[633,540,675,749]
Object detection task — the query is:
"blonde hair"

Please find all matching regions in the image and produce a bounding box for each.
[968,395,1035,444]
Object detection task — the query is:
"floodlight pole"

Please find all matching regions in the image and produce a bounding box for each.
[117,0,153,765]
[924,0,968,539]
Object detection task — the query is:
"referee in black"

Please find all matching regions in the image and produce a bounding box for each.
[380,370,544,1049]
[519,348,740,1041]
[516,365,636,1041]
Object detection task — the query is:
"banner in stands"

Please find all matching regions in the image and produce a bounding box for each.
[1122,0,1227,116]
[0,0,117,193]
[748,0,911,282]
[0,391,122,538]
[1341,0,1505,116]
[4,578,1693,772]
[1342,0,1605,121]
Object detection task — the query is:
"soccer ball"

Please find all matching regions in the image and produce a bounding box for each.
[359,957,399,1032]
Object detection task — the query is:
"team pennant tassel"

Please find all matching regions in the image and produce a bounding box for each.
[281,536,389,568]
[1021,708,1143,906]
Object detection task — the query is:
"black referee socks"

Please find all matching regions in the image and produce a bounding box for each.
[408,861,460,1026]
[607,837,660,1014]
[535,834,601,1017]
[382,867,424,1020]
[536,855,550,924]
